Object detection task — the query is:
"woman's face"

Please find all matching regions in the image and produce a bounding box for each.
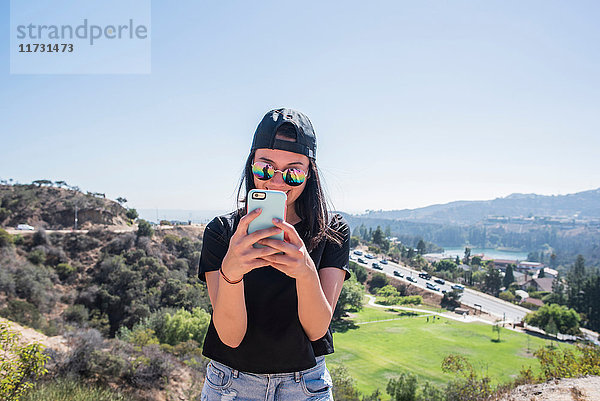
[252,148,310,210]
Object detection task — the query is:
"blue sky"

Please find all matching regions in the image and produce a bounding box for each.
[2,1,599,214]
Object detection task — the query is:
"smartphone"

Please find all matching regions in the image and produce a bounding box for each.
[247,189,287,248]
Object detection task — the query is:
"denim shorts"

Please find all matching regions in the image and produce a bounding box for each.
[200,356,334,401]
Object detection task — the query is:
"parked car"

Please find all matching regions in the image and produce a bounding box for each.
[358,258,366,264]
[353,250,363,256]
[380,259,388,265]
[451,284,465,291]
[434,278,445,285]
[418,272,431,280]
[426,282,440,291]
[406,276,417,283]
[393,270,403,278]
[372,262,382,270]
[16,224,34,230]
[365,253,375,259]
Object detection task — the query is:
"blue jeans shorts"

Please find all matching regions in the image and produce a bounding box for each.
[200,356,334,401]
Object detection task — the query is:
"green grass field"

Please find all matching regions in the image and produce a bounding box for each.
[326,298,568,398]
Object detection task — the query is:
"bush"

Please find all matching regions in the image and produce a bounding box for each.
[54,263,76,281]
[125,208,138,220]
[349,261,367,283]
[0,299,43,329]
[27,249,46,265]
[369,273,389,294]
[161,307,210,346]
[136,220,153,239]
[499,291,516,302]
[0,321,50,401]
[524,303,581,335]
[0,228,13,247]
[32,229,49,246]
[63,304,90,325]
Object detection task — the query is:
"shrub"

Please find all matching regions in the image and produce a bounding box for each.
[499,291,515,302]
[104,233,135,255]
[136,220,153,238]
[0,321,50,401]
[0,228,13,247]
[32,229,49,246]
[162,307,211,346]
[54,263,76,281]
[441,354,493,401]
[369,273,389,294]
[524,303,581,335]
[125,344,174,389]
[27,249,46,265]
[63,304,90,325]
[349,261,367,283]
[0,299,43,329]
[125,208,138,220]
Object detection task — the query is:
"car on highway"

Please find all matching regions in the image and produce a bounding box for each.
[418,272,431,280]
[434,278,446,285]
[426,282,440,291]
[393,270,403,278]
[349,255,356,261]
[406,276,417,283]
[353,250,363,256]
[372,262,383,270]
[380,259,388,264]
[358,258,366,264]
[451,284,465,291]
[365,253,375,259]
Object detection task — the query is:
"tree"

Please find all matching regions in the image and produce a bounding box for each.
[524,303,581,335]
[116,197,128,205]
[126,208,139,220]
[471,256,482,266]
[368,273,389,294]
[137,219,153,238]
[436,260,457,272]
[463,247,471,265]
[545,317,558,347]
[333,276,365,321]
[503,264,515,288]
[372,226,385,247]
[416,240,426,255]
[483,266,502,296]
[455,256,460,265]
[349,261,367,284]
[0,321,50,400]
[387,372,418,401]
[492,321,501,342]
[538,268,546,278]
[330,364,361,401]
[0,228,13,248]
[441,290,462,310]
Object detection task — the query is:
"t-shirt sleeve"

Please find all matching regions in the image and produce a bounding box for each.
[318,214,351,281]
[198,217,230,282]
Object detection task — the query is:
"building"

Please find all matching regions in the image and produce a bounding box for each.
[520,277,554,292]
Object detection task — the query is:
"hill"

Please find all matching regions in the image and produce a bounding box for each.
[0,184,131,230]
[357,188,600,225]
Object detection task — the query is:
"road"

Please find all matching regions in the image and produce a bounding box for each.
[353,252,530,323]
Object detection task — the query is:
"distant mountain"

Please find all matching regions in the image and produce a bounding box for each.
[355,188,600,225]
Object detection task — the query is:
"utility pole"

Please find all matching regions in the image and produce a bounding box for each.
[74,205,78,230]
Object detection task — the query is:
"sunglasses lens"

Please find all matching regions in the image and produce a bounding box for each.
[284,168,306,186]
[252,162,274,180]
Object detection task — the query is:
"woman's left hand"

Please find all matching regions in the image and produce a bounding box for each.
[257,218,317,281]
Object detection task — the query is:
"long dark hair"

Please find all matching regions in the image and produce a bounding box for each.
[236,126,342,251]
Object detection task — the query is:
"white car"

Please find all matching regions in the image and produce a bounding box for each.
[17,224,34,230]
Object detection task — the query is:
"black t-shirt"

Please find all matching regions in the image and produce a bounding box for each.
[198,210,351,374]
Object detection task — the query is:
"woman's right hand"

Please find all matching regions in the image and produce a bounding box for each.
[220,208,283,282]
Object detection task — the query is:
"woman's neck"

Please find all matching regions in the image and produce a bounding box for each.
[286,207,301,225]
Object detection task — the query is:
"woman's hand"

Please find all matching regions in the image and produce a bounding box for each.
[221,209,284,281]
[258,218,318,282]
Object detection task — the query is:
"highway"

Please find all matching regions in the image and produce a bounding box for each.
[352,251,531,323]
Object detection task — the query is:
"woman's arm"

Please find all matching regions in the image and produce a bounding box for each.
[205,209,283,348]
[205,269,247,348]
[296,267,346,341]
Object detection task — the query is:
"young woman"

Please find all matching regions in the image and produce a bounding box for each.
[198,108,350,400]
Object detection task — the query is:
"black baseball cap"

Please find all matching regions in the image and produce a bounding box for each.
[251,108,317,159]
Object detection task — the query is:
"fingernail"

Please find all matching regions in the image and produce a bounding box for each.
[273,218,281,223]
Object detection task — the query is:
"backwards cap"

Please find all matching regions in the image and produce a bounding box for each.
[251,108,317,159]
